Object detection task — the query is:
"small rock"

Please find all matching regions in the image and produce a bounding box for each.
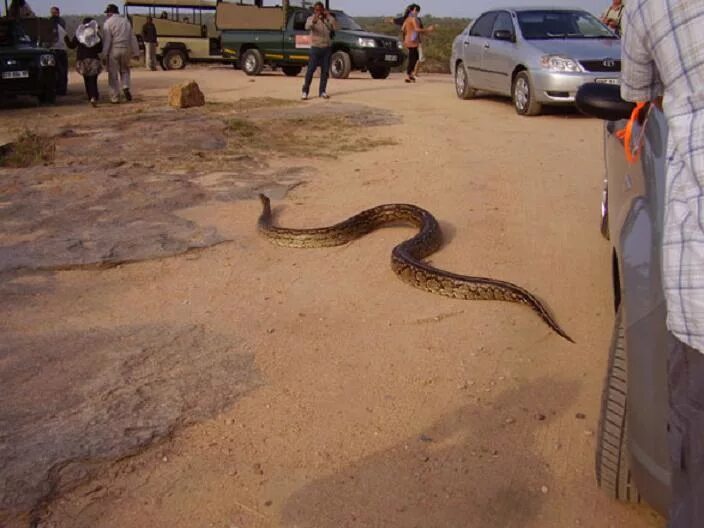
[541,485,549,494]
[168,80,205,108]
[584,429,594,436]
[505,417,516,425]
[264,500,273,507]
[575,412,586,420]
[419,434,433,443]
[162,456,168,462]
[534,413,546,421]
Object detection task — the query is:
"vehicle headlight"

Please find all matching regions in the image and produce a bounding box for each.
[397,40,403,50]
[540,55,581,72]
[357,37,376,48]
[40,54,56,67]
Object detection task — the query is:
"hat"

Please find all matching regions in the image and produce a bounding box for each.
[104,4,119,14]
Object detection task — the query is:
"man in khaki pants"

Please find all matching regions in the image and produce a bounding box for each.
[102,3,139,103]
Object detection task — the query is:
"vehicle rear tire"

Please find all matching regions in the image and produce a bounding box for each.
[282,65,303,77]
[330,50,352,79]
[595,308,641,503]
[369,66,391,79]
[163,49,187,70]
[512,70,542,116]
[455,61,476,100]
[38,87,56,104]
[241,49,264,76]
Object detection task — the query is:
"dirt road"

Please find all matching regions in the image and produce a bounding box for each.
[1,68,663,527]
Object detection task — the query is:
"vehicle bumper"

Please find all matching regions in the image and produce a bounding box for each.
[531,70,620,104]
[350,48,404,70]
[0,68,56,97]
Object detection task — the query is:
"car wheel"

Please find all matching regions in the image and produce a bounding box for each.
[455,61,476,100]
[512,71,542,116]
[241,49,264,76]
[595,308,641,503]
[282,65,303,77]
[38,87,56,104]
[163,49,187,70]
[330,51,352,79]
[369,66,391,79]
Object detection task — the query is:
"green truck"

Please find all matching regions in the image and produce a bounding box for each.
[216,0,405,79]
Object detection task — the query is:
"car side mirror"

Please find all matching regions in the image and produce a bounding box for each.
[576,82,635,121]
[493,29,514,42]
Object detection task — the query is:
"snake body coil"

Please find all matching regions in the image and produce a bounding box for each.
[257,194,573,342]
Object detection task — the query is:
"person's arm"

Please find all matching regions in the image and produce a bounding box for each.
[101,22,112,58]
[304,15,314,31]
[64,34,76,49]
[620,5,663,103]
[413,17,435,34]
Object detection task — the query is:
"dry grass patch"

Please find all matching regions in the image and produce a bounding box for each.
[0,130,56,168]
[225,114,395,158]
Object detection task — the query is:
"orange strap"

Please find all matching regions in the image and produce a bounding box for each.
[615,101,648,164]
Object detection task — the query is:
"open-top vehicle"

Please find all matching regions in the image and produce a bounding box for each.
[124,0,236,70]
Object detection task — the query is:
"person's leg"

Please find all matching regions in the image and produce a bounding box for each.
[146,43,156,70]
[413,44,424,76]
[83,75,91,99]
[107,51,120,102]
[86,75,99,101]
[318,47,331,96]
[406,47,419,80]
[668,337,704,527]
[55,50,68,95]
[118,49,132,100]
[302,47,321,97]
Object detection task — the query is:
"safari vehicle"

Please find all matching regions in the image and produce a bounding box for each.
[124,0,237,70]
[576,83,670,519]
[0,16,57,103]
[216,0,404,79]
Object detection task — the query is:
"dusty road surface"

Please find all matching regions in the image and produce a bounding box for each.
[1,68,664,528]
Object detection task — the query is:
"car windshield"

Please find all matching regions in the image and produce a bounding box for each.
[0,22,14,46]
[331,11,363,31]
[517,10,617,39]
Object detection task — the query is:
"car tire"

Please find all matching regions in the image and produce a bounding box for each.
[38,87,56,104]
[163,49,187,70]
[455,61,476,100]
[330,50,352,79]
[241,48,264,76]
[595,308,641,503]
[512,71,542,116]
[282,65,303,77]
[369,66,391,79]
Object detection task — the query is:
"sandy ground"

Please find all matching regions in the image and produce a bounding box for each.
[1,67,664,527]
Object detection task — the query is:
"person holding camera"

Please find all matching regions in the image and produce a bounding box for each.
[301,1,336,100]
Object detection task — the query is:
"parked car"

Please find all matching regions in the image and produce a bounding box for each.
[576,82,671,518]
[0,17,57,104]
[216,0,404,79]
[124,0,238,70]
[451,8,620,115]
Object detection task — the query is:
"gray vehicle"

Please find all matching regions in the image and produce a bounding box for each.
[450,8,621,115]
[576,83,670,518]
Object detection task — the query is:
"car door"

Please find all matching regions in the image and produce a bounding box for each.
[461,11,497,91]
[282,8,311,64]
[481,11,516,95]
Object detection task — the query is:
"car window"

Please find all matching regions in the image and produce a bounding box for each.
[330,11,362,31]
[292,10,307,31]
[492,12,514,37]
[516,10,617,39]
[469,12,498,38]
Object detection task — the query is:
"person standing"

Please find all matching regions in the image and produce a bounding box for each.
[7,0,35,18]
[401,4,434,83]
[600,0,624,36]
[102,3,140,103]
[391,4,430,77]
[141,16,158,71]
[48,6,68,95]
[621,2,704,526]
[301,1,336,101]
[65,17,103,106]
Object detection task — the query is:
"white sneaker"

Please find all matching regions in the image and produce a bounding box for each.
[320,92,330,99]
[301,92,309,100]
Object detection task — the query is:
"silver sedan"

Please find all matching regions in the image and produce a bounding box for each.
[450,8,621,116]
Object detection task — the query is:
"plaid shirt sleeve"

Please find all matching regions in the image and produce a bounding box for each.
[620,3,663,102]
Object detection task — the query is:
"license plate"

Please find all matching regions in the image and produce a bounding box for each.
[384,54,396,62]
[595,77,620,85]
[2,70,29,79]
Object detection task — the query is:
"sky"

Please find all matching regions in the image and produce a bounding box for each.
[15,0,609,18]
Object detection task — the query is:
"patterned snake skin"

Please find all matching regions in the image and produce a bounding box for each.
[257,194,573,343]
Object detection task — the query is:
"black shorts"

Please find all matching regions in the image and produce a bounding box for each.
[668,337,704,527]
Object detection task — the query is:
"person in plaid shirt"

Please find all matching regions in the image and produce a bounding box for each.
[621,2,704,526]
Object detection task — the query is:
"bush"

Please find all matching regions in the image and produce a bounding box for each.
[356,16,472,74]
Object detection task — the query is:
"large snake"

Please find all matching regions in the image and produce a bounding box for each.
[257,194,573,343]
